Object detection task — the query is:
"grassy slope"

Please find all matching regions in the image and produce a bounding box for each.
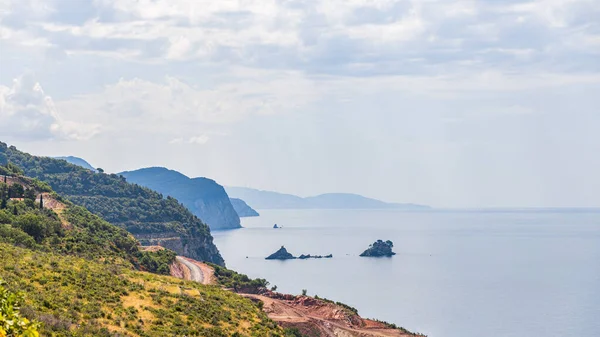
[0,244,284,337]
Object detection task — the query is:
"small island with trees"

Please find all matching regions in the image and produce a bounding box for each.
[360,240,396,257]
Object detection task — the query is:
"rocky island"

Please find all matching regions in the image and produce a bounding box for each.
[360,240,396,257]
[299,254,333,259]
[266,246,296,260]
[266,247,333,260]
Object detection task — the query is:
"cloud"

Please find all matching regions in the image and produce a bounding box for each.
[169,134,210,145]
[1,0,597,78]
[0,73,100,141]
[52,69,321,140]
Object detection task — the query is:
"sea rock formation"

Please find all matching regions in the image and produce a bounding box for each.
[266,246,296,260]
[360,240,396,257]
[298,254,333,259]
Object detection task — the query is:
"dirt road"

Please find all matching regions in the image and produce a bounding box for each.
[176,256,204,283]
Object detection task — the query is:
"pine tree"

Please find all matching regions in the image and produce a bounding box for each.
[39,194,43,210]
[0,197,6,210]
[12,205,17,215]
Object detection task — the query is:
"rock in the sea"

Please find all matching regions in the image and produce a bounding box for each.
[298,254,333,259]
[359,240,396,257]
[266,246,296,260]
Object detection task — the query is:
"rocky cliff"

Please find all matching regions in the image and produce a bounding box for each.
[120,167,241,230]
[230,198,259,217]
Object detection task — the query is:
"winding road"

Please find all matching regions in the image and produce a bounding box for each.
[176,256,204,284]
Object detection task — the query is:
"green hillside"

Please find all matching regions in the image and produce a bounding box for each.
[0,244,284,337]
[0,172,286,336]
[0,174,174,274]
[0,142,224,266]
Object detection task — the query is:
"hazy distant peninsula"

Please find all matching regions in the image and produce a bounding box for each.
[230,198,260,217]
[226,187,430,210]
[120,167,241,230]
[54,156,96,171]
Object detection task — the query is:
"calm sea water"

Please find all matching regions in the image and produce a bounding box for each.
[212,209,600,337]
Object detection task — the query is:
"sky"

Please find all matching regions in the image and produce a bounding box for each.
[0,0,599,208]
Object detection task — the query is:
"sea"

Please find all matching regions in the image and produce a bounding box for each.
[212,209,600,337]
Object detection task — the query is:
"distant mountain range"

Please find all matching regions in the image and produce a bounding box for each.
[55,156,426,214]
[119,167,242,230]
[225,187,430,210]
[54,156,96,171]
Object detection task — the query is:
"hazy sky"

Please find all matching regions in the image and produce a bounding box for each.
[1,0,599,208]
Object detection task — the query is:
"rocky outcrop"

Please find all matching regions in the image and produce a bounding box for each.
[266,246,296,260]
[120,167,241,230]
[230,198,259,217]
[265,247,333,260]
[360,240,396,257]
[298,254,333,259]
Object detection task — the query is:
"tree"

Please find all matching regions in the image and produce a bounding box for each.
[301,289,307,296]
[12,205,17,216]
[9,184,24,198]
[39,194,43,210]
[0,280,40,337]
[15,214,47,243]
[24,188,35,201]
[97,168,104,173]
[0,197,6,210]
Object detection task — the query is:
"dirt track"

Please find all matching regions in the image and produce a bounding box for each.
[174,257,215,285]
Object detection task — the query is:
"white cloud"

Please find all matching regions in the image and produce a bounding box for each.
[0,73,100,141]
[52,69,321,141]
[166,36,192,60]
[169,134,210,145]
[0,0,594,78]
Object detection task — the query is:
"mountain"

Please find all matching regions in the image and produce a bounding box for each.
[225,187,307,209]
[119,167,241,230]
[1,142,224,266]
[54,156,96,171]
[226,187,430,210]
[230,198,260,217]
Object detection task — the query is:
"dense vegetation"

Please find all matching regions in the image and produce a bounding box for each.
[0,178,174,275]
[0,244,286,337]
[0,142,224,265]
[208,264,269,294]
